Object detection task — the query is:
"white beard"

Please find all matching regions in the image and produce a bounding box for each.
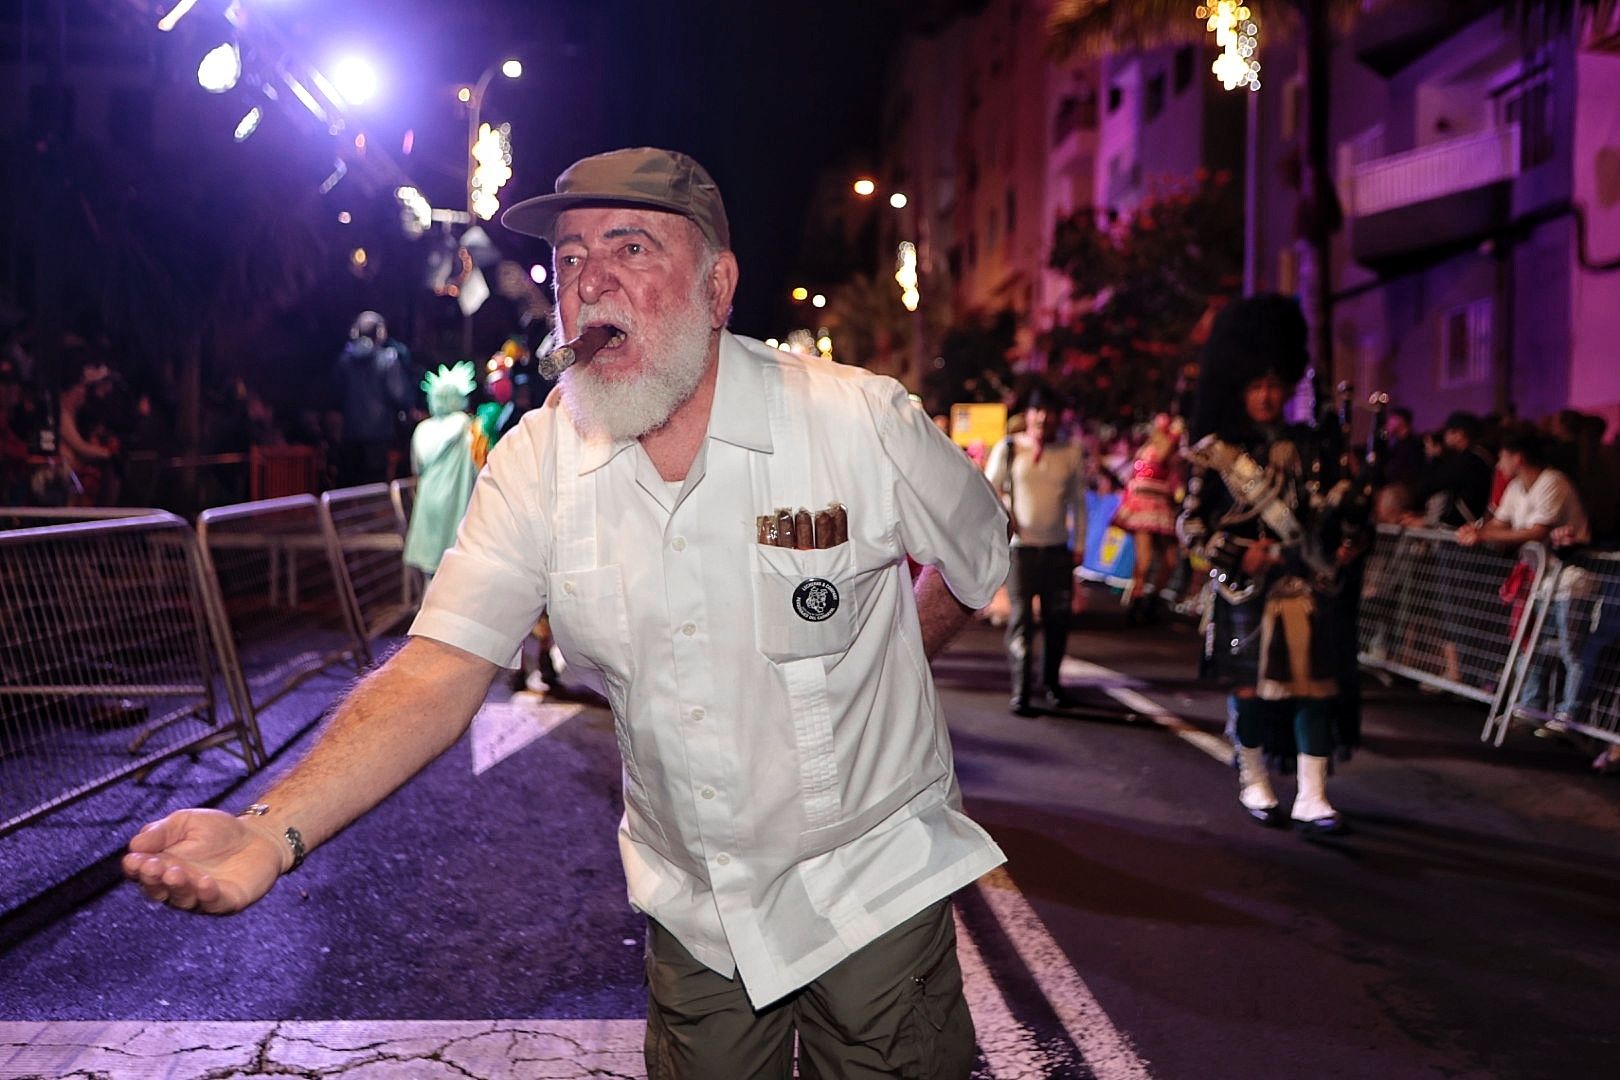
[558,278,715,441]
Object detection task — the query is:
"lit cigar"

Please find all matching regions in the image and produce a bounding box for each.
[537,324,619,379]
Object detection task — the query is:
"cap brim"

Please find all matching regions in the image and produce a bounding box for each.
[500,192,690,241]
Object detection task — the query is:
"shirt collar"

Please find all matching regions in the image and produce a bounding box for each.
[571,330,773,475]
[707,331,773,455]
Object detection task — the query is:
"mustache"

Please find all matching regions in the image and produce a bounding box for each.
[572,302,636,336]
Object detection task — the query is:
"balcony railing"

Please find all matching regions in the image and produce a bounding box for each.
[1347,125,1520,218]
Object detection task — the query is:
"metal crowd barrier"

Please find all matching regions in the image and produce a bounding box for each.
[321,483,418,642]
[196,496,372,717]
[0,511,261,837]
[390,475,417,534]
[1358,525,1548,726]
[1485,548,1620,749]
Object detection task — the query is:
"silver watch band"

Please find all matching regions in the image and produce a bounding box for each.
[238,803,306,872]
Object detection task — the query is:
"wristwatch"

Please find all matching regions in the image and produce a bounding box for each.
[238,803,306,873]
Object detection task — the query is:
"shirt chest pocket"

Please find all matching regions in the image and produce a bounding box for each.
[547,565,634,681]
[751,543,861,663]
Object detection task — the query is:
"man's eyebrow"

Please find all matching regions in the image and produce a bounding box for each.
[602,226,662,246]
[554,225,663,250]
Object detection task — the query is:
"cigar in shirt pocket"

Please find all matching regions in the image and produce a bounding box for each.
[759,503,850,550]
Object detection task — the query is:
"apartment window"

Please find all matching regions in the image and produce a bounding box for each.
[1496,70,1554,168]
[1439,300,1493,388]
[1052,90,1099,145]
[1107,84,1123,113]
[1174,47,1195,94]
[1145,73,1167,122]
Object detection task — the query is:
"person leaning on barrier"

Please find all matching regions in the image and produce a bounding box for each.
[1177,295,1366,835]
[1458,429,1591,729]
[1407,411,1497,686]
[123,147,1010,1080]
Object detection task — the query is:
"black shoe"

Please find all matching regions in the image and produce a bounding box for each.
[1042,687,1080,710]
[1010,697,1041,718]
[1294,813,1348,837]
[1244,804,1287,828]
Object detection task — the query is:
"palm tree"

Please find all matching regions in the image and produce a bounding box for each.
[1045,0,1606,401]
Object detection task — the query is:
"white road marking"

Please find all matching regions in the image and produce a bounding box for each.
[954,908,1057,1078]
[470,698,583,775]
[976,867,1155,1080]
[1061,656,1233,764]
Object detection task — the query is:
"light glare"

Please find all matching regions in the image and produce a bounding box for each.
[502,59,523,79]
[157,0,200,32]
[889,192,909,209]
[331,56,379,106]
[233,106,262,142]
[811,294,827,308]
[197,43,241,93]
[853,178,876,196]
[791,286,809,301]
[529,264,548,284]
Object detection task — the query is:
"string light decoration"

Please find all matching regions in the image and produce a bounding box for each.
[1197,3,1261,91]
[470,122,513,220]
[895,241,920,312]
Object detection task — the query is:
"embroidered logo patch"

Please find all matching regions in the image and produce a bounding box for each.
[792,578,840,622]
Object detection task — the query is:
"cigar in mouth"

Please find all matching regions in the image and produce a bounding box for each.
[537,323,625,379]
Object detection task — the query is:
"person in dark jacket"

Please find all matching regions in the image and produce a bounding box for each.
[336,311,414,486]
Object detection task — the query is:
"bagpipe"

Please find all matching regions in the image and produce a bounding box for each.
[1183,382,1387,605]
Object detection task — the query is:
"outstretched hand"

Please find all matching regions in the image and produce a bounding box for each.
[122,808,285,915]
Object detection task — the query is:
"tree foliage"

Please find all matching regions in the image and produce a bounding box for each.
[1046,171,1241,424]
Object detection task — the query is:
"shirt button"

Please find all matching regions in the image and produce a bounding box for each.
[681,622,697,637]
[701,787,715,800]
[690,707,705,722]
[672,537,687,552]
[715,853,731,866]
[562,581,575,595]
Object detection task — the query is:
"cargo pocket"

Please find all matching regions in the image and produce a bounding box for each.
[900,931,974,1080]
[750,543,860,663]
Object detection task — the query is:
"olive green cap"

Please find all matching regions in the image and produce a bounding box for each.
[500,147,730,249]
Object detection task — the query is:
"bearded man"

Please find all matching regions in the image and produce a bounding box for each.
[123,148,1011,1079]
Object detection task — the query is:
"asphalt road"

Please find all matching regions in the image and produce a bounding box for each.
[4,595,1618,1079]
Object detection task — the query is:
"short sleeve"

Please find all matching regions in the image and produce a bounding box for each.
[874,381,1009,609]
[409,419,551,667]
[1525,474,1570,530]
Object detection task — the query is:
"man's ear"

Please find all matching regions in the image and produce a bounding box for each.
[708,251,740,330]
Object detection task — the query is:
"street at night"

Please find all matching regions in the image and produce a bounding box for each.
[5,606,1618,1078]
[6,1,1620,1078]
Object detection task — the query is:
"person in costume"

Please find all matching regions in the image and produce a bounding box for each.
[1112,412,1183,622]
[402,362,479,579]
[1177,295,1366,834]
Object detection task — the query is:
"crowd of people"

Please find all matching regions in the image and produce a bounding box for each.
[965,339,1619,783]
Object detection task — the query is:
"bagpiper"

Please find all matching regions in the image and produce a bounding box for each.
[1177,295,1367,834]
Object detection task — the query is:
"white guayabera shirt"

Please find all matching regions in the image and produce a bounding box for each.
[411,331,1010,1007]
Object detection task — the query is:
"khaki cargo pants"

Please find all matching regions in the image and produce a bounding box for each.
[644,899,975,1079]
